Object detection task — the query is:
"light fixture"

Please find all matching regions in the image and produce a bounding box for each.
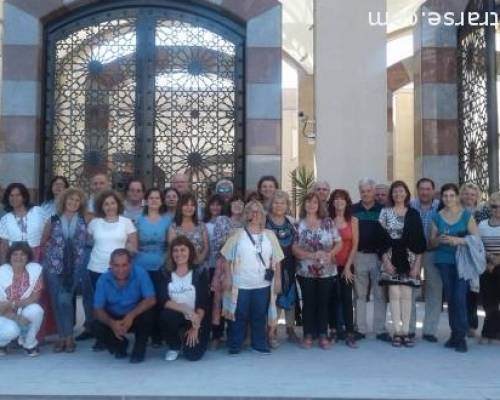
[298,111,316,142]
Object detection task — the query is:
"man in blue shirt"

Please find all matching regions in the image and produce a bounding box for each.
[93,248,156,363]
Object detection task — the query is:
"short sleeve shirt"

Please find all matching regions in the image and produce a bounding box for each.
[294,218,341,278]
[0,206,49,247]
[87,216,137,273]
[94,266,155,316]
[133,214,172,271]
[221,228,284,289]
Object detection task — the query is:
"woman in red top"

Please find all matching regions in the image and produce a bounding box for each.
[328,189,359,348]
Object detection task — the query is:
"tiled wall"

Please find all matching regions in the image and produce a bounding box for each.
[0,0,282,198]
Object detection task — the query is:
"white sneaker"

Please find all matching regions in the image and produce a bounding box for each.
[164,350,179,361]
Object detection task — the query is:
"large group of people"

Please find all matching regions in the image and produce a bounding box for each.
[0,171,498,364]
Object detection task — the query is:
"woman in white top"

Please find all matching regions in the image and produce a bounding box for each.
[159,236,209,362]
[0,242,45,357]
[221,200,284,355]
[87,190,137,289]
[478,191,500,343]
[0,183,49,262]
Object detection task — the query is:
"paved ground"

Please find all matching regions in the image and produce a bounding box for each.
[0,302,499,400]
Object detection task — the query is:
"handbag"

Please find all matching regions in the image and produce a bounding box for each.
[244,227,274,282]
[276,281,296,310]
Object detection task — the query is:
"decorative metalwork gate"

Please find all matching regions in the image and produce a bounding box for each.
[44,2,245,202]
[457,0,498,195]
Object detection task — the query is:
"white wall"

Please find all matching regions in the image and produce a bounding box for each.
[315,0,387,198]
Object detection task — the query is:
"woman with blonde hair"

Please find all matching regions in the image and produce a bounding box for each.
[266,190,298,345]
[221,200,283,355]
[459,182,483,337]
[42,188,89,352]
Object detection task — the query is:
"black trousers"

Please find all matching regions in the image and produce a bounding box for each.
[298,275,336,337]
[467,291,479,330]
[481,268,500,339]
[148,270,163,343]
[160,308,209,361]
[93,309,154,358]
[335,269,354,334]
[208,268,225,340]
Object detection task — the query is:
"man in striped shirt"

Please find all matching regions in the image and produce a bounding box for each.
[409,178,440,342]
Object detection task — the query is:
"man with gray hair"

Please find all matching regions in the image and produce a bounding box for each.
[375,183,389,206]
[171,172,191,195]
[351,178,389,341]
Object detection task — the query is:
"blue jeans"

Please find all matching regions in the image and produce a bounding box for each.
[436,263,468,341]
[46,272,75,338]
[228,286,270,352]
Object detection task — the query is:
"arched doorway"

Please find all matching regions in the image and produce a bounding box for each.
[43,1,245,202]
[457,0,498,195]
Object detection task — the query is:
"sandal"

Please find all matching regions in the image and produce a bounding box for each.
[392,335,402,348]
[402,335,415,348]
[319,336,331,350]
[53,340,65,353]
[269,336,280,349]
[302,336,313,349]
[65,338,76,353]
[345,333,358,349]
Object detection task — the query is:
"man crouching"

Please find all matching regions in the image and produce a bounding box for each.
[93,248,156,363]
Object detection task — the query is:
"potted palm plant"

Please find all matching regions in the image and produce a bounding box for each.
[290,166,315,216]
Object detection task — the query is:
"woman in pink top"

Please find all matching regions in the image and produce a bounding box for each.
[328,189,359,348]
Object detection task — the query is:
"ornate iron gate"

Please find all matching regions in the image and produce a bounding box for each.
[44,2,245,202]
[457,0,498,195]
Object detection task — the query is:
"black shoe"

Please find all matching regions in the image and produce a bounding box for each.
[228,348,240,356]
[444,337,457,348]
[402,335,415,348]
[455,340,468,353]
[75,330,94,341]
[0,346,7,356]
[353,331,366,340]
[129,353,145,363]
[408,332,416,339]
[423,334,438,343]
[24,347,40,357]
[92,340,106,352]
[376,332,392,342]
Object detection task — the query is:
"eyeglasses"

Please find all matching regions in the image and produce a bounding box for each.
[490,204,500,209]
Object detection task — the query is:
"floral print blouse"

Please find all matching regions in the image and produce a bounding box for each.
[294,218,341,278]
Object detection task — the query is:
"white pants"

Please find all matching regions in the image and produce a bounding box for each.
[0,304,44,349]
[389,285,413,335]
